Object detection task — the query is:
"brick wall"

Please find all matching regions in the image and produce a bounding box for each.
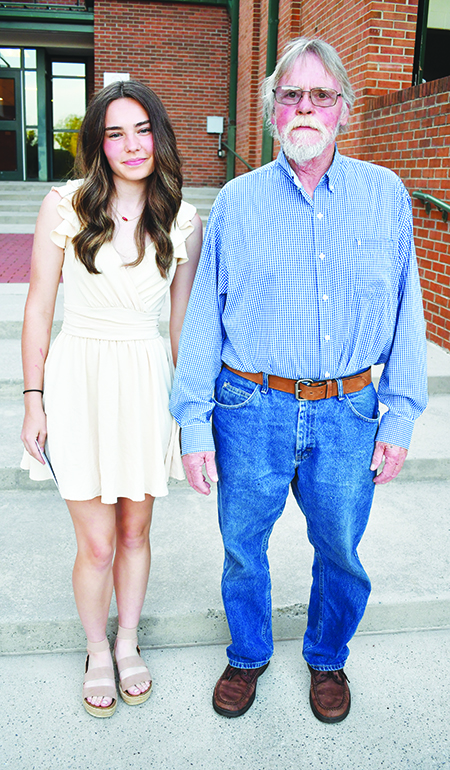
[236,0,306,172]
[284,0,419,157]
[235,0,275,172]
[235,0,449,350]
[94,0,230,187]
[235,0,418,168]
[356,78,450,349]
[297,2,449,350]
[235,0,263,171]
[278,0,301,51]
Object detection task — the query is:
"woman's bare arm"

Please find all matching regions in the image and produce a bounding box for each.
[21,190,65,461]
[169,213,203,366]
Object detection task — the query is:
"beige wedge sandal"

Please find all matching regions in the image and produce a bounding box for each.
[115,625,152,705]
[83,638,117,718]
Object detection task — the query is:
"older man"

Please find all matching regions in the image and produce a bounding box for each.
[170,37,427,722]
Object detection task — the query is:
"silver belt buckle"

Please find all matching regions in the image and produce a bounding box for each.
[295,379,314,400]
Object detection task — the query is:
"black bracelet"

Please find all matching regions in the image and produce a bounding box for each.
[23,389,44,395]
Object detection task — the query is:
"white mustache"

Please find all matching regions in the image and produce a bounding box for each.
[283,116,327,133]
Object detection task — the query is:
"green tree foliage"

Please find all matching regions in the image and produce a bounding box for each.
[54,114,83,157]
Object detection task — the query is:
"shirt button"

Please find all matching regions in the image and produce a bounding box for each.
[329,184,334,191]
[317,212,323,220]
[322,294,328,301]
[319,253,325,260]
[325,371,331,378]
[325,335,330,341]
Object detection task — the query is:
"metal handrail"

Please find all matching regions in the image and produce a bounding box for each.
[412,190,450,223]
[219,139,254,172]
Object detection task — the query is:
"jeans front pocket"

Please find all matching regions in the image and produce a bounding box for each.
[214,368,260,410]
[344,383,380,423]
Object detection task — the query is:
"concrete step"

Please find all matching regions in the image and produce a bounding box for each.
[0,182,219,198]
[0,181,53,228]
[2,390,449,489]
[0,213,41,224]
[0,182,218,229]
[0,200,51,210]
[1,283,449,478]
[0,194,53,205]
[1,283,449,654]
[1,476,449,655]
[0,182,54,193]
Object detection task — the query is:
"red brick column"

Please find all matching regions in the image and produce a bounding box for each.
[94,0,231,187]
[235,0,263,172]
[358,78,450,349]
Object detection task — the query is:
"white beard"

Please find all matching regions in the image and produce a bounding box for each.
[274,115,340,164]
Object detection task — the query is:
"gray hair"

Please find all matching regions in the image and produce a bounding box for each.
[262,37,355,134]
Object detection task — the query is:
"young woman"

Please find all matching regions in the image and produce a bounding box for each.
[20,81,202,718]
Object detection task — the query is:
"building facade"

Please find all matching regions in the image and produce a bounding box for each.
[0,0,230,187]
[0,0,448,348]
[233,0,449,349]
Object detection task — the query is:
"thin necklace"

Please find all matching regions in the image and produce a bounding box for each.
[113,204,143,222]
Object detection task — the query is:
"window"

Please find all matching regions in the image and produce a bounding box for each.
[0,48,21,69]
[51,60,86,179]
[424,0,450,81]
[414,0,450,84]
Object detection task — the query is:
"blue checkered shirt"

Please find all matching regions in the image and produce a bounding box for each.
[170,150,428,453]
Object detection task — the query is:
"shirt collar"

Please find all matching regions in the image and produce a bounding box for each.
[276,147,343,193]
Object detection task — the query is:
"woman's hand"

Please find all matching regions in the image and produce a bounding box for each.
[21,394,47,463]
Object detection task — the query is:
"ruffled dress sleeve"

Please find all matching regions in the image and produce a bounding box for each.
[51,188,196,262]
[49,179,84,248]
[171,200,197,265]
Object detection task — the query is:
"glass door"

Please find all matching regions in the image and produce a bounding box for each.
[50,60,86,180]
[0,70,23,180]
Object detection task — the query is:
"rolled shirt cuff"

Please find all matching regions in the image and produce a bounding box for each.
[376,411,415,450]
[180,422,216,456]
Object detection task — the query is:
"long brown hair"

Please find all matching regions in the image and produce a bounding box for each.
[72,80,183,277]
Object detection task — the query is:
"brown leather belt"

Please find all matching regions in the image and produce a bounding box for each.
[223,364,371,401]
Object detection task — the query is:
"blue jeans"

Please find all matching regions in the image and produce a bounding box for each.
[212,367,379,671]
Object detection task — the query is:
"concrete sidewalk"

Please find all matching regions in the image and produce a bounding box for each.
[1,630,450,770]
[1,282,450,769]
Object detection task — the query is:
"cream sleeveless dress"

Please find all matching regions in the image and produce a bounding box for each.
[21,180,194,503]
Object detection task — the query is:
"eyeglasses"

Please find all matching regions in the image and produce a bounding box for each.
[273,87,342,108]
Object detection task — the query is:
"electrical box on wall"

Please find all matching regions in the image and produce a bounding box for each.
[207,116,224,134]
[103,72,130,86]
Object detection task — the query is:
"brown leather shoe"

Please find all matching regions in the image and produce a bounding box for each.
[308,665,351,723]
[213,662,270,717]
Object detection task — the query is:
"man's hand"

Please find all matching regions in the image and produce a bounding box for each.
[370,441,408,485]
[182,451,218,495]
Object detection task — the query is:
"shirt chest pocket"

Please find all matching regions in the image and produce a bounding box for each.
[352,238,394,298]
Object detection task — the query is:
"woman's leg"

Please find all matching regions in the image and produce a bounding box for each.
[67,497,116,709]
[113,495,154,695]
